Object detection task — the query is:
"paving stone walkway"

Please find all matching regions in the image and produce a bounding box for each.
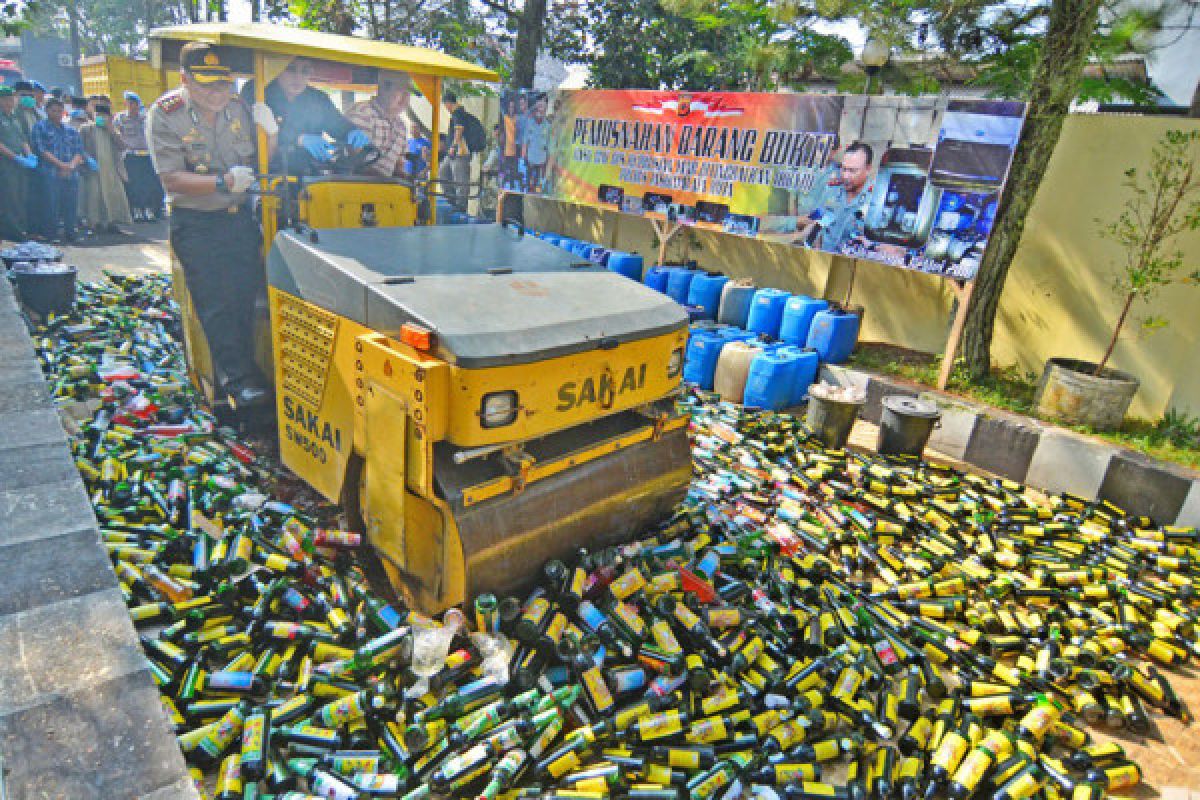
[0,275,197,799]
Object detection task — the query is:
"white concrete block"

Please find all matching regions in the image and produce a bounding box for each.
[1174,480,1200,528]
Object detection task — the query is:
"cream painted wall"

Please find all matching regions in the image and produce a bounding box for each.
[523,114,1200,420]
[989,115,1200,420]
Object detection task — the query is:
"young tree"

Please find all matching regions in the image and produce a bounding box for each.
[1094,129,1200,374]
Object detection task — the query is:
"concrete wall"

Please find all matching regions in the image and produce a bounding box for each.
[16,33,77,92]
[524,113,1200,420]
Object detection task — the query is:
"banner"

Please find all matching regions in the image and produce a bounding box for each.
[494,90,1025,280]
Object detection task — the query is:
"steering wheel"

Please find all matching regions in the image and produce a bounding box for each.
[317,143,383,176]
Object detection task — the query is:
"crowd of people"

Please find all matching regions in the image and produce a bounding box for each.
[1,48,494,410]
[0,79,165,243]
[0,58,497,249]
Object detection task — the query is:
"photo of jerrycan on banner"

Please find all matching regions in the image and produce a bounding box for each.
[497,88,1025,280]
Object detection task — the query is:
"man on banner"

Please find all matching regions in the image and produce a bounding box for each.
[796,141,875,253]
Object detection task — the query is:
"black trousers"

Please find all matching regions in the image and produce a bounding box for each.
[0,161,27,241]
[170,206,265,390]
[123,153,164,213]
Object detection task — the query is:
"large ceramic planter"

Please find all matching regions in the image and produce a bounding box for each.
[1034,357,1139,431]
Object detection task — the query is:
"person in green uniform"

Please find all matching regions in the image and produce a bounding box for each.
[0,86,37,242]
[146,42,277,409]
[80,102,132,233]
[12,81,44,239]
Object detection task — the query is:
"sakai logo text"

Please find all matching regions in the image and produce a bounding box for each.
[557,364,647,411]
[282,395,343,465]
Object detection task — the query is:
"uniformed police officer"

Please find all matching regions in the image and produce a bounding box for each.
[146,42,275,408]
[797,142,876,253]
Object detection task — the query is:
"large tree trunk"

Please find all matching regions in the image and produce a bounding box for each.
[960,0,1102,379]
[510,0,549,89]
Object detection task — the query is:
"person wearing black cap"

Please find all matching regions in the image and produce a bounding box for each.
[81,101,131,234]
[12,81,44,237]
[30,97,85,241]
[0,86,37,241]
[12,81,39,136]
[239,56,369,174]
[147,42,277,409]
[68,96,90,131]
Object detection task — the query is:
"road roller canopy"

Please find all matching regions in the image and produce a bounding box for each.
[148,23,499,84]
[266,225,689,368]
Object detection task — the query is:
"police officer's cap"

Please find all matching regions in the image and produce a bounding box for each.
[181,42,234,85]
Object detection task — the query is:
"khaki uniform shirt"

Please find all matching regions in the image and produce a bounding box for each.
[146,88,256,212]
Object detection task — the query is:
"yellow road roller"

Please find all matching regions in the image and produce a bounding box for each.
[149,25,692,612]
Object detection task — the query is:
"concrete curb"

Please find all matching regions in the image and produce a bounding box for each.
[0,275,198,800]
[821,364,1200,527]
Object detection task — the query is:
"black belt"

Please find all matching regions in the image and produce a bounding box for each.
[171,204,250,217]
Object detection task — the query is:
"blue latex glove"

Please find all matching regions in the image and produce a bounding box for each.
[346,128,370,149]
[86,156,99,171]
[298,134,333,162]
[17,154,37,169]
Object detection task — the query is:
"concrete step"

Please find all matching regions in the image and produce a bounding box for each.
[0,275,197,800]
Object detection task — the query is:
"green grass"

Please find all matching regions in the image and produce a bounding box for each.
[847,345,1200,472]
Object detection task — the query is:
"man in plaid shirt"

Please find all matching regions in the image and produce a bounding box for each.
[346,71,411,178]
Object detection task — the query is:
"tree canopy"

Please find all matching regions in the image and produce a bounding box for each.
[575,0,1169,101]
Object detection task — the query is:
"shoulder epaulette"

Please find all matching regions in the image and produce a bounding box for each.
[157,91,185,113]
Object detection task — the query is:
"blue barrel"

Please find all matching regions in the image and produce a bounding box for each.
[717,327,757,345]
[806,309,861,364]
[644,266,670,293]
[779,295,829,346]
[686,274,729,321]
[683,331,726,390]
[570,241,592,258]
[665,268,702,305]
[557,237,577,252]
[717,283,756,328]
[608,252,644,282]
[773,346,820,404]
[743,350,799,410]
[746,288,790,338]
